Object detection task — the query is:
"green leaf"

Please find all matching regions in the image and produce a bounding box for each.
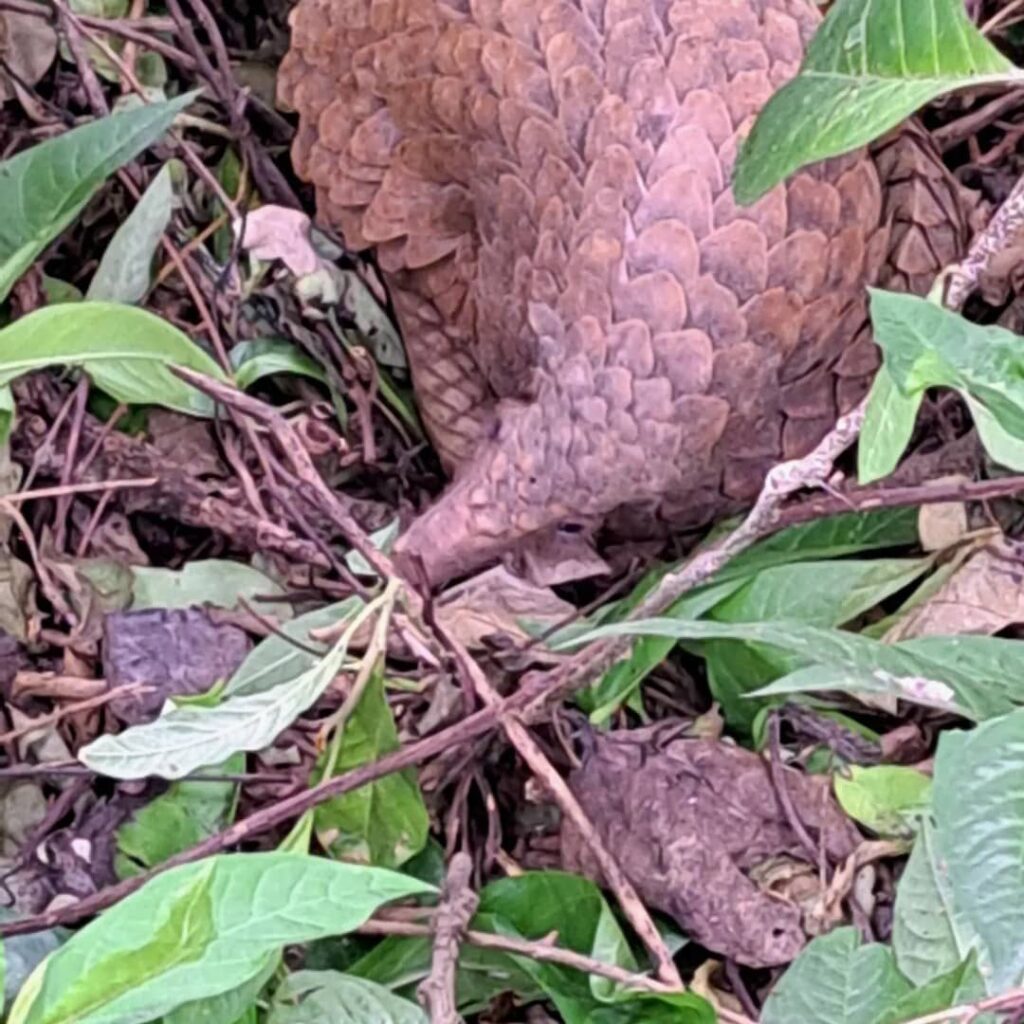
[0,93,197,300]
[859,365,923,484]
[869,289,1024,467]
[892,820,973,987]
[164,955,276,1024]
[733,0,1019,203]
[129,560,292,619]
[933,708,1024,992]
[9,854,433,1024]
[705,556,931,729]
[223,600,361,698]
[115,755,242,876]
[87,161,177,304]
[476,873,713,1024]
[314,670,429,868]
[964,394,1024,471]
[567,618,1024,722]
[870,958,973,1024]
[267,970,427,1024]
[230,340,327,391]
[0,303,226,416]
[79,604,362,779]
[577,508,920,720]
[834,765,931,837]
[760,928,910,1024]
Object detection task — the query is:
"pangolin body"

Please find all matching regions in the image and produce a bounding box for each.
[279,0,968,584]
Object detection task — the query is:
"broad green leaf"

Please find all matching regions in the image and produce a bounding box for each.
[479,873,712,1024]
[567,619,1024,722]
[834,765,931,837]
[130,560,292,619]
[164,954,275,1024]
[892,820,972,987]
[577,508,920,720]
[760,928,910,1024]
[0,303,225,416]
[869,289,1024,468]
[314,670,429,868]
[230,340,327,391]
[87,161,177,304]
[705,556,932,729]
[870,958,973,1024]
[9,854,433,1024]
[80,609,360,779]
[0,93,197,300]
[709,558,931,627]
[733,0,1019,203]
[223,599,362,698]
[933,708,1024,992]
[350,931,541,1016]
[965,394,1024,471]
[115,755,242,876]
[267,971,426,1024]
[859,365,923,484]
[15,858,217,1024]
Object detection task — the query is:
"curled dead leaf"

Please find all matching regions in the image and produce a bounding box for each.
[885,536,1024,641]
[0,9,58,105]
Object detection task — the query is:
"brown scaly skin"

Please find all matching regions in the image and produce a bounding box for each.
[279,0,969,586]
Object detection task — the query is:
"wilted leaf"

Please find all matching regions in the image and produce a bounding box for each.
[884,540,1024,641]
[87,162,177,304]
[239,206,323,276]
[115,755,242,876]
[267,971,426,1024]
[129,560,291,619]
[833,765,931,837]
[760,928,910,1024]
[0,93,196,301]
[8,854,433,1024]
[733,0,1019,203]
[916,491,970,553]
[436,565,575,652]
[80,604,360,779]
[314,670,429,868]
[0,303,225,416]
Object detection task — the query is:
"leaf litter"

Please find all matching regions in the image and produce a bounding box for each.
[0,2,1021,1024]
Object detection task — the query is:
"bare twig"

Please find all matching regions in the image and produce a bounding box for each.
[418,852,478,1024]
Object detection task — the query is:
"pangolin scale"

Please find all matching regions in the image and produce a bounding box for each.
[279,0,969,585]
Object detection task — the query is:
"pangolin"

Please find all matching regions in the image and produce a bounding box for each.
[278,0,969,586]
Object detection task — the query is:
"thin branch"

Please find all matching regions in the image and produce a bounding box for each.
[417,853,478,1024]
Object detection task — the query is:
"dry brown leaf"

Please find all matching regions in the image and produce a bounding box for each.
[917,478,970,551]
[0,9,58,104]
[885,537,1024,641]
[435,565,574,653]
[239,205,325,276]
